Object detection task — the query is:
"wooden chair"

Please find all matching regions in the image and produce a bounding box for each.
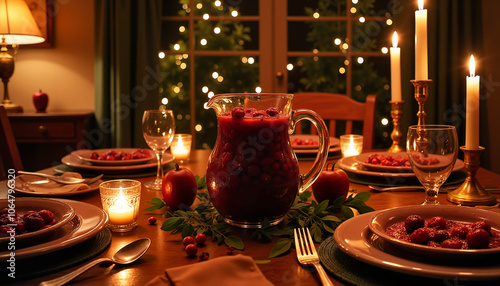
[0,105,23,180]
[292,92,377,149]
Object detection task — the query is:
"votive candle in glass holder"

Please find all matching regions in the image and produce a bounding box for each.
[100,179,141,232]
[340,134,363,157]
[171,134,192,163]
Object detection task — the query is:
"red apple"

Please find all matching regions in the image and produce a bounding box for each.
[161,163,198,210]
[312,163,349,204]
[33,90,48,112]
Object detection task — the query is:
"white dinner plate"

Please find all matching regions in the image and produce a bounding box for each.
[337,155,464,178]
[0,199,108,260]
[334,210,500,280]
[14,175,101,197]
[290,135,340,150]
[61,152,174,174]
[369,205,500,258]
[72,148,153,166]
[0,198,75,244]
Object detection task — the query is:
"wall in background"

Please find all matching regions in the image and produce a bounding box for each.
[9,0,94,112]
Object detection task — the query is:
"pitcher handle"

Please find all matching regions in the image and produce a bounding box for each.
[291,109,330,193]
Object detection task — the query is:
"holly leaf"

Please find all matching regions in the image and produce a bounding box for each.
[161,217,185,231]
[195,174,207,189]
[225,235,244,250]
[268,238,293,258]
[145,198,166,211]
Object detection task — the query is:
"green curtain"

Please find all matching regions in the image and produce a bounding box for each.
[394,0,486,165]
[94,0,162,148]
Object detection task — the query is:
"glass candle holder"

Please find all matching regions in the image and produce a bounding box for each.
[100,179,141,232]
[340,134,363,157]
[170,134,192,163]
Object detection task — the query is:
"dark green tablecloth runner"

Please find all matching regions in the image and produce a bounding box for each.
[317,235,500,286]
[0,228,111,283]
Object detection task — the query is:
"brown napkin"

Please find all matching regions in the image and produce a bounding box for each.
[145,255,274,286]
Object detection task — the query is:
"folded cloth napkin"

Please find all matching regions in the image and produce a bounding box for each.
[24,181,90,193]
[19,172,90,193]
[145,254,274,286]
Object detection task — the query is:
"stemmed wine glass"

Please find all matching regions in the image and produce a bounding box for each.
[142,110,175,190]
[406,125,458,205]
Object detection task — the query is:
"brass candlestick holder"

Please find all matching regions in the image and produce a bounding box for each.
[411,79,432,126]
[387,101,404,153]
[447,146,497,206]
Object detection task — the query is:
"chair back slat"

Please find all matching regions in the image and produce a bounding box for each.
[0,105,23,180]
[292,92,377,149]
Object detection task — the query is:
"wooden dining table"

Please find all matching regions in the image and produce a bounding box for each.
[2,149,500,286]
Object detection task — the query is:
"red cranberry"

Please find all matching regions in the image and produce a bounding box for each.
[0,225,14,237]
[198,252,209,261]
[404,215,425,234]
[226,245,235,255]
[450,226,469,239]
[23,211,38,219]
[185,244,198,257]
[466,229,490,249]
[183,236,195,247]
[427,216,447,230]
[148,217,157,225]
[12,218,25,234]
[266,107,279,117]
[195,233,207,245]
[430,229,449,243]
[38,210,55,224]
[409,228,431,244]
[472,220,491,234]
[442,238,463,249]
[23,213,45,232]
[231,107,245,119]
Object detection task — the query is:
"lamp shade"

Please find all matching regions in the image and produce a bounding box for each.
[0,0,44,45]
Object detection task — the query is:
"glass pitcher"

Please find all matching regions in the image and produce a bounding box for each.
[206,93,329,228]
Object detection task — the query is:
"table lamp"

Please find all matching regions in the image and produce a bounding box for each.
[0,0,45,113]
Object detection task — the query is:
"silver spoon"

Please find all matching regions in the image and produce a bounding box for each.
[18,171,103,185]
[39,238,151,286]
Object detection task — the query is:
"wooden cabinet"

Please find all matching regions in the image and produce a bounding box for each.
[8,111,95,171]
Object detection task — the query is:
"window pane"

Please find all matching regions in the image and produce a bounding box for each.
[161,21,189,50]
[195,55,260,148]
[195,20,258,51]
[288,21,346,52]
[160,54,191,133]
[192,0,259,16]
[288,0,347,17]
[288,56,347,93]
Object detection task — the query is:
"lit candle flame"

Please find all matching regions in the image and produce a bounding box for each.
[469,54,475,77]
[344,136,359,156]
[392,31,398,48]
[115,189,127,208]
[418,0,424,10]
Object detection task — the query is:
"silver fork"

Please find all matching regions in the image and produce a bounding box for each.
[294,228,334,286]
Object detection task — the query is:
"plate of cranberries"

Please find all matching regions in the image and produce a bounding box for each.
[354,152,412,172]
[368,205,500,257]
[0,198,75,244]
[72,148,153,166]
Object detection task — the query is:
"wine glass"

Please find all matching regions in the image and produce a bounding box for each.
[406,125,458,205]
[142,110,175,190]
